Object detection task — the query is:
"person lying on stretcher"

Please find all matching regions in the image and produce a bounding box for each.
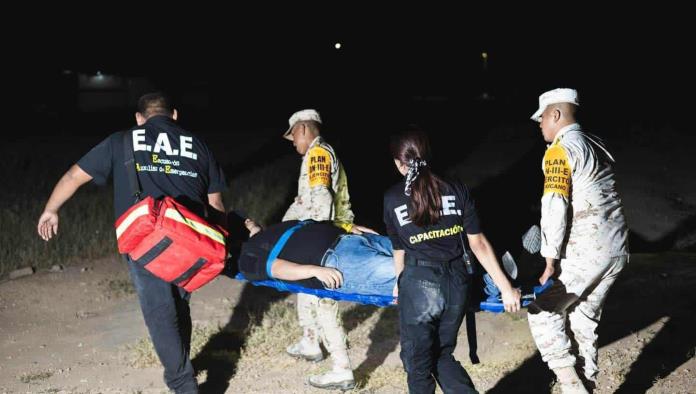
[227,212,543,304]
[230,217,398,297]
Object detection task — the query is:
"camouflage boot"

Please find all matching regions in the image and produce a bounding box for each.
[553,367,589,394]
[287,294,323,361]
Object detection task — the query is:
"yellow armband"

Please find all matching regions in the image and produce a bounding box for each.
[543,145,571,197]
[308,147,332,188]
[335,222,353,233]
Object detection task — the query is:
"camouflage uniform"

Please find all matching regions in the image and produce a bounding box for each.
[283,136,354,229]
[283,136,354,370]
[528,123,629,383]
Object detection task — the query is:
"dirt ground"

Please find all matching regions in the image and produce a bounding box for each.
[2,129,695,393]
[1,252,694,393]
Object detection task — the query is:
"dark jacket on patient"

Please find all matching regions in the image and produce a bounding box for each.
[238,220,344,288]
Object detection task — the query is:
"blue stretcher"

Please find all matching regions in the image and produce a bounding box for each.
[479,279,554,313]
[234,273,553,311]
[234,272,397,307]
[234,219,551,311]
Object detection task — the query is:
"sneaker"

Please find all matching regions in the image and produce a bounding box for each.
[308,369,355,391]
[286,341,323,362]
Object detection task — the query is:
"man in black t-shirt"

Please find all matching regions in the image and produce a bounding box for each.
[37,92,226,394]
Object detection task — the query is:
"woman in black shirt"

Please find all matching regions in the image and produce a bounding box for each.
[384,129,520,394]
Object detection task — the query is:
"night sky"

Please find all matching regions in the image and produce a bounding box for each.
[9,8,693,136]
[8,9,694,231]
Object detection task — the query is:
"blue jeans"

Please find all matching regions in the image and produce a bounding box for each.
[126,257,198,394]
[322,234,396,296]
[483,273,500,302]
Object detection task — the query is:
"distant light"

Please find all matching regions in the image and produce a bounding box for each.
[62,69,73,75]
[481,52,488,59]
[80,72,122,89]
[334,42,341,50]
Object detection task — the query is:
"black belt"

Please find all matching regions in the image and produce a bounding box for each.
[405,259,442,267]
[404,254,461,268]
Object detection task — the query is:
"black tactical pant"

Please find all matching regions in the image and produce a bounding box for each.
[398,257,478,394]
[127,257,197,394]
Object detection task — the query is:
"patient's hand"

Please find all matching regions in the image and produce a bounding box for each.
[351,225,379,235]
[244,219,263,237]
[312,267,344,289]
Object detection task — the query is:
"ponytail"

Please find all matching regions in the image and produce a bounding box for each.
[390,127,443,227]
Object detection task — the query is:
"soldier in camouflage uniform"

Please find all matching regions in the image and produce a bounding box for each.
[528,89,629,394]
[281,109,357,391]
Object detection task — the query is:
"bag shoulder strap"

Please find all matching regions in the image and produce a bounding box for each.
[123,130,142,203]
[446,179,480,364]
[447,180,474,274]
[265,220,311,279]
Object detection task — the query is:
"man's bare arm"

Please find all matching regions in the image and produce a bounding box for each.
[37,165,92,241]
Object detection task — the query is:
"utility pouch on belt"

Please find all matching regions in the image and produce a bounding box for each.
[115,131,227,292]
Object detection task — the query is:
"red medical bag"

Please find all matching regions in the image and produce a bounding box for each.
[115,196,228,292]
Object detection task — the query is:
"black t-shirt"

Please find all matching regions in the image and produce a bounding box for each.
[383,179,481,262]
[237,220,345,288]
[77,116,226,220]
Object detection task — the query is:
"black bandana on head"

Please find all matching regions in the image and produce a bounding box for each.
[404,158,427,196]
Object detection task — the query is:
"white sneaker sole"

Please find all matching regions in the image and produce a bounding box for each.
[308,379,356,391]
[286,350,324,362]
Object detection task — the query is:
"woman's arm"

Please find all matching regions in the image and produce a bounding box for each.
[467,233,521,312]
[392,249,405,298]
[270,259,344,289]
